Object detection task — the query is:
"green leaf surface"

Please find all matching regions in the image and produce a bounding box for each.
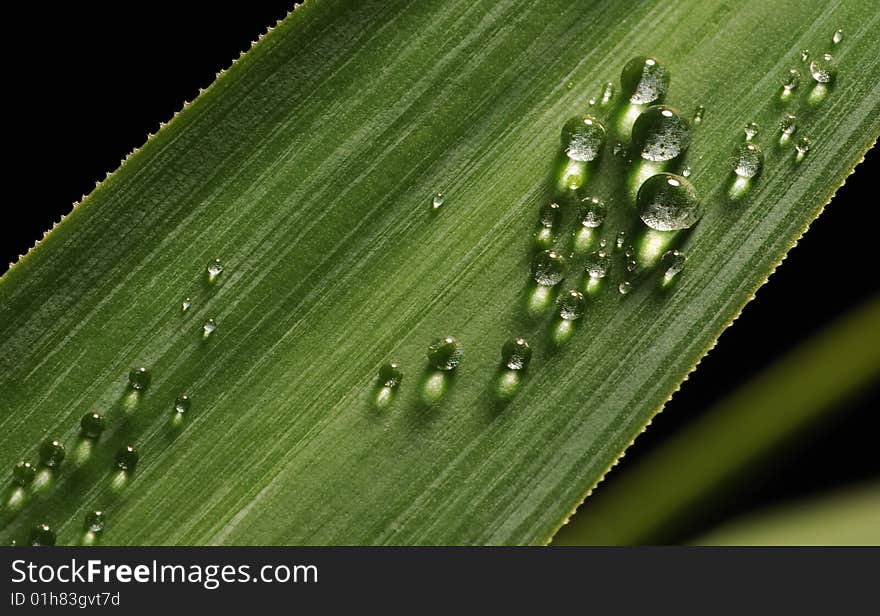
[1,0,878,545]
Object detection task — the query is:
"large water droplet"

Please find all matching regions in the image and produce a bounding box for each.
[378,362,403,388]
[809,53,837,83]
[632,105,691,162]
[782,68,800,91]
[85,511,105,533]
[532,250,566,286]
[39,439,66,468]
[427,337,463,371]
[30,523,56,546]
[578,196,607,228]
[584,250,611,279]
[116,445,139,472]
[618,281,632,295]
[661,249,687,285]
[621,56,669,105]
[561,115,606,162]
[733,142,764,178]
[501,338,532,370]
[80,412,105,439]
[12,461,36,486]
[744,122,759,141]
[832,28,843,45]
[206,258,224,283]
[637,173,701,231]
[128,367,151,391]
[558,289,586,320]
[174,394,191,414]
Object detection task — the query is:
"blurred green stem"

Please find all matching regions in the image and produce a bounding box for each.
[553,294,880,545]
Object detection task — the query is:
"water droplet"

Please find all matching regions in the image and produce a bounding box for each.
[584,250,611,279]
[661,249,687,284]
[615,231,626,250]
[558,289,586,320]
[600,81,615,106]
[587,96,597,106]
[778,114,798,144]
[128,367,151,391]
[681,166,692,177]
[637,173,701,231]
[795,137,812,161]
[432,192,445,210]
[832,28,843,44]
[427,336,463,371]
[206,258,223,283]
[733,142,764,178]
[39,439,66,468]
[12,461,36,486]
[532,250,566,286]
[598,239,607,248]
[80,412,105,439]
[800,49,810,63]
[624,245,635,258]
[181,297,192,312]
[618,281,632,295]
[561,115,606,162]
[693,105,705,125]
[612,141,627,158]
[621,56,669,105]
[501,338,532,370]
[116,445,139,472]
[174,394,191,414]
[578,196,607,228]
[30,523,56,546]
[378,362,403,388]
[632,105,691,162]
[782,68,800,91]
[85,511,105,533]
[744,122,759,141]
[539,202,561,229]
[809,53,837,83]
[202,318,217,338]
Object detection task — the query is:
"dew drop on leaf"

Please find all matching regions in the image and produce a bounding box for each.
[733,142,764,178]
[427,337,463,371]
[561,115,607,162]
[501,338,532,370]
[782,68,800,91]
[30,523,56,546]
[80,412,105,439]
[618,281,632,295]
[12,461,36,486]
[532,249,566,286]
[432,192,445,210]
[206,258,224,283]
[632,105,691,162]
[743,122,759,141]
[378,361,403,387]
[116,445,139,472]
[637,173,701,231]
[128,367,151,391]
[692,105,705,125]
[809,53,837,83]
[578,196,607,228]
[620,56,669,105]
[661,249,687,285]
[584,250,611,279]
[181,297,192,312]
[39,439,66,468]
[558,289,586,320]
[832,28,843,45]
[85,511,105,533]
[203,318,217,338]
[174,394,191,414]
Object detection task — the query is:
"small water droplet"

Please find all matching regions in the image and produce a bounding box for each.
[632,105,691,162]
[202,318,217,338]
[693,105,705,125]
[782,68,800,91]
[624,245,635,258]
[181,297,192,312]
[733,142,764,178]
[626,258,638,274]
[744,122,759,141]
[501,338,532,370]
[800,49,810,63]
[778,113,798,143]
[598,239,607,249]
[12,461,36,486]
[578,196,607,228]
[615,231,626,250]
[558,289,586,320]
[116,445,139,472]
[612,141,627,158]
[561,116,607,162]
[80,412,106,439]
[600,81,615,106]
[427,337,463,371]
[432,192,445,210]
[618,281,632,295]
[832,28,843,45]
[174,394,191,414]
[539,202,561,229]
[85,511,105,533]
[206,258,224,283]
[378,362,403,388]
[128,367,151,391]
[587,96,597,106]
[566,81,573,90]
[30,523,56,546]
[681,166,692,177]
[621,56,669,105]
[795,137,812,161]
[584,250,611,279]
[39,439,66,468]
[637,173,701,231]
[809,53,837,83]
[661,249,687,285]
[532,250,566,286]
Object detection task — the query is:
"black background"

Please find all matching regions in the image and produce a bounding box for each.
[4,2,878,543]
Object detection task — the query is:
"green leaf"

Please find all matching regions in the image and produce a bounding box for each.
[1,0,878,545]
[552,296,880,545]
[694,482,880,546]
